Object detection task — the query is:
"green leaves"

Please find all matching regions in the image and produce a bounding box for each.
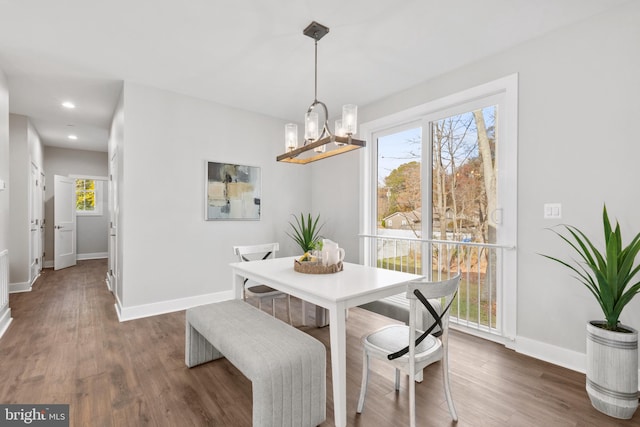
[542,205,640,331]
[287,213,323,253]
[75,179,96,211]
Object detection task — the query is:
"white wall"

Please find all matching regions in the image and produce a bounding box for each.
[114,82,310,318]
[313,1,640,370]
[311,150,362,264]
[43,146,109,265]
[8,115,28,284]
[8,114,43,285]
[0,68,8,253]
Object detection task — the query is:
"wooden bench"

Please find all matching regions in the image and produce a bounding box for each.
[185,300,326,427]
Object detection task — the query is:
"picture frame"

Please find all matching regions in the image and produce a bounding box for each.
[205,161,261,220]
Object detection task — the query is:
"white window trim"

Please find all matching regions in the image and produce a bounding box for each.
[70,175,107,217]
[359,73,518,345]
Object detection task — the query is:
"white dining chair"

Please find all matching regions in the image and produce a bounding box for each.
[233,243,292,325]
[356,274,461,426]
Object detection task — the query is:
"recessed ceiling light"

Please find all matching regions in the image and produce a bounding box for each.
[68,134,78,140]
[62,101,76,109]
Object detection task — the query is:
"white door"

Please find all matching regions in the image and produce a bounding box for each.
[54,175,76,270]
[39,172,45,269]
[29,164,39,280]
[107,152,118,291]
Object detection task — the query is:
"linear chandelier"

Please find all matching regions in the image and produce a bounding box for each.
[277,21,366,164]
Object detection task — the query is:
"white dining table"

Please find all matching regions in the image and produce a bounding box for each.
[230,256,422,427]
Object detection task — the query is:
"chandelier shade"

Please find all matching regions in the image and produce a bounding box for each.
[277,21,366,164]
[285,123,298,151]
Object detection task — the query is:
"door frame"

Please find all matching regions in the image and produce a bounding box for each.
[29,162,42,283]
[359,74,519,344]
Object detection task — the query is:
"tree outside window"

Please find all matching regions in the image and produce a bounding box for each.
[76,179,98,213]
[377,107,496,244]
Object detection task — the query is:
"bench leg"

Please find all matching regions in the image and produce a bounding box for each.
[185,322,223,368]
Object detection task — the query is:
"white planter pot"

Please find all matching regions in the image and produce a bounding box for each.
[586,321,639,419]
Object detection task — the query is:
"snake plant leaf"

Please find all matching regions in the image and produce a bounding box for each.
[286,213,324,253]
[541,205,640,331]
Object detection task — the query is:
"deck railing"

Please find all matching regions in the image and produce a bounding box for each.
[361,234,511,336]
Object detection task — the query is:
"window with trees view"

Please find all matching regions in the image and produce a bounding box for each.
[376,106,496,244]
[75,179,102,215]
[362,75,518,341]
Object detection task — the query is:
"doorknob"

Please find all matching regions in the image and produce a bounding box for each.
[54,225,64,230]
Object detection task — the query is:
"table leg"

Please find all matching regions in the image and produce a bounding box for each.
[301,301,307,326]
[231,270,243,300]
[329,304,347,427]
[316,305,329,327]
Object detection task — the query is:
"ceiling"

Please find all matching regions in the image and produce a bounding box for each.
[0,0,630,153]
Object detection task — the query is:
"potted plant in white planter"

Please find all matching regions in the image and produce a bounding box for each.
[543,205,640,419]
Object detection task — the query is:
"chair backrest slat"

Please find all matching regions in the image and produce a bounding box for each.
[388,274,461,361]
[234,243,279,262]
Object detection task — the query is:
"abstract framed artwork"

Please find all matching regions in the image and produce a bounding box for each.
[205,161,261,220]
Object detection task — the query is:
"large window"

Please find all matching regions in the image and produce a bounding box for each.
[375,107,498,244]
[362,75,518,343]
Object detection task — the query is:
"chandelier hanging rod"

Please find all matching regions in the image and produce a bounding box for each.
[306,22,331,141]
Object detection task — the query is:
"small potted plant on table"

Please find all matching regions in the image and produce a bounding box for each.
[287,213,323,257]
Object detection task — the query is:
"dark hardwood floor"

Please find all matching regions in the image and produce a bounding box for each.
[0,259,638,426]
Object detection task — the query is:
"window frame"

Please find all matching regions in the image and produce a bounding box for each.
[70,175,106,217]
[359,74,518,344]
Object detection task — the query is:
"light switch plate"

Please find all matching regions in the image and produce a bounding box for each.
[0,179,5,191]
[544,203,562,219]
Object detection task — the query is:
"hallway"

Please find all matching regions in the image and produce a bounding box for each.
[0,260,200,425]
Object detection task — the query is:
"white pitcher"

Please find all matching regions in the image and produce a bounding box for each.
[322,239,345,266]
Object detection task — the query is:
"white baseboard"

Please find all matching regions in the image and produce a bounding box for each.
[77,252,108,261]
[114,290,235,322]
[9,272,41,293]
[515,335,586,374]
[516,335,640,393]
[43,253,108,269]
[114,293,123,320]
[9,281,32,293]
[30,272,41,287]
[0,305,12,339]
